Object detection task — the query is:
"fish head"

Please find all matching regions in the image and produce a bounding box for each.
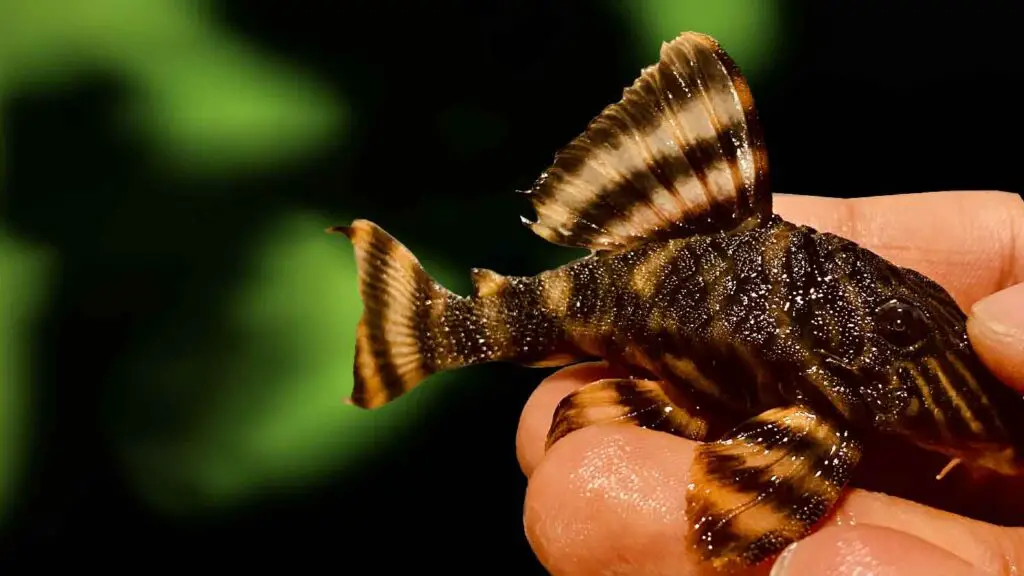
[831,248,1024,476]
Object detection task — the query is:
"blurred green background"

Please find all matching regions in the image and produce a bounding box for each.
[2,1,1022,571]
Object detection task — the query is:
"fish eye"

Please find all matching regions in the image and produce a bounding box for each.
[874,299,930,349]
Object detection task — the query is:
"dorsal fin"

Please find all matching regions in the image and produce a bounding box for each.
[470,267,508,298]
[522,32,771,253]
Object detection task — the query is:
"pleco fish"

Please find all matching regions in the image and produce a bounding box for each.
[331,31,1024,571]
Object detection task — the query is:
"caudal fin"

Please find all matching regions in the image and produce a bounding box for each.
[333,219,578,408]
[330,219,459,409]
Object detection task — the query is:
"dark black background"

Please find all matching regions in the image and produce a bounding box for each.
[2,1,1022,572]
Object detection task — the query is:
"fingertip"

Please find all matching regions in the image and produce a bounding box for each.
[969,282,1024,392]
[770,525,987,576]
[516,362,619,478]
[516,378,582,478]
[523,425,709,575]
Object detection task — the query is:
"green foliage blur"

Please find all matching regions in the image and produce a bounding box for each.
[620,0,781,77]
[116,212,459,513]
[0,230,52,520]
[0,0,343,174]
[0,0,776,523]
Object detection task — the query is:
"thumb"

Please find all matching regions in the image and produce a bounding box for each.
[968,282,1024,391]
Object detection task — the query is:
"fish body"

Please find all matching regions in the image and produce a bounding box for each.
[333,32,1024,571]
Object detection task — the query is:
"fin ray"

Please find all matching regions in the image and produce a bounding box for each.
[687,406,862,570]
[524,32,769,253]
[337,220,447,408]
[336,221,576,408]
[546,378,711,450]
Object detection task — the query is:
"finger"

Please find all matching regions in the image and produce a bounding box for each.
[770,525,988,576]
[516,362,622,477]
[773,191,1024,309]
[515,360,1024,522]
[518,191,1024,464]
[520,192,1024,573]
[524,425,747,576]
[825,491,1024,572]
[523,424,1024,576]
[969,282,1024,391]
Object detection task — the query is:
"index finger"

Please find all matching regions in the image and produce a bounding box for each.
[519,369,1024,576]
[772,191,1024,310]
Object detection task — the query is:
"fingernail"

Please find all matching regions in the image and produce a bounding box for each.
[971,282,1024,339]
[768,541,799,576]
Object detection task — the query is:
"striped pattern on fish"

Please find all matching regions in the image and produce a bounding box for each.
[330,32,1024,572]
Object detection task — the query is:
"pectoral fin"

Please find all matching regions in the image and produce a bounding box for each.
[687,406,862,571]
[546,378,711,450]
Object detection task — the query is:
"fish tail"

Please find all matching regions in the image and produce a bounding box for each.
[331,219,465,409]
[335,219,545,408]
[333,219,580,408]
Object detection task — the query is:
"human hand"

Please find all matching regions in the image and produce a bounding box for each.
[515,191,1024,575]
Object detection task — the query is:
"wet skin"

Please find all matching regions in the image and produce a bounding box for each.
[517,190,1024,576]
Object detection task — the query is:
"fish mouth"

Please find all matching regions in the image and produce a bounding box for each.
[904,352,1024,473]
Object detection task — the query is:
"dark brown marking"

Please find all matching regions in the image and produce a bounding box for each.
[546,378,710,450]
[348,223,414,406]
[687,407,862,571]
[688,33,770,211]
[561,134,748,246]
[335,32,1024,571]
[523,32,771,253]
[340,220,570,408]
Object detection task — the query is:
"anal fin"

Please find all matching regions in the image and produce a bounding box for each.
[687,406,862,571]
[546,378,711,450]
